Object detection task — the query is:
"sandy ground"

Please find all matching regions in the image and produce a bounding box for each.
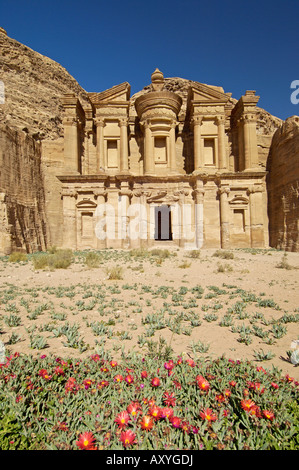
[0,247,299,380]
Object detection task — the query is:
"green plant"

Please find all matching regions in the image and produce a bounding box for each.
[84,251,101,268]
[105,266,123,280]
[253,349,275,361]
[8,252,28,263]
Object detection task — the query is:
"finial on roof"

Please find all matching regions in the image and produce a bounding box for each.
[151,68,164,91]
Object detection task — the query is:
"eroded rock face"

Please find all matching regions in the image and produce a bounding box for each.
[0,28,89,253]
[267,116,299,252]
[0,124,48,253]
[0,28,89,140]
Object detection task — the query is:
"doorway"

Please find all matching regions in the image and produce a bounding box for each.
[154,205,172,240]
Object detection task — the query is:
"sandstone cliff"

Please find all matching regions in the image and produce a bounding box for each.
[267,116,299,252]
[0,27,88,253]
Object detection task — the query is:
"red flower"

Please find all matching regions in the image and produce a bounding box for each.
[199,408,217,422]
[83,379,93,389]
[240,399,255,412]
[170,416,181,428]
[161,407,174,420]
[140,415,154,431]
[229,380,236,387]
[164,360,174,371]
[196,375,210,391]
[110,360,118,368]
[114,374,123,383]
[127,401,141,417]
[263,410,275,421]
[151,377,160,387]
[186,358,195,367]
[271,382,279,389]
[38,369,52,380]
[163,391,176,407]
[125,374,134,384]
[141,370,148,379]
[115,410,130,428]
[119,429,136,448]
[76,431,97,450]
[149,405,162,420]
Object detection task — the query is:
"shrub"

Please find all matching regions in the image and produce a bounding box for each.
[8,252,27,262]
[105,265,123,280]
[32,249,73,270]
[84,252,101,268]
[213,250,234,259]
[32,253,49,270]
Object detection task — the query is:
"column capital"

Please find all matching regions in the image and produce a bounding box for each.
[94,117,105,127]
[247,185,263,195]
[218,186,230,196]
[118,118,129,127]
[215,115,225,125]
[192,115,203,126]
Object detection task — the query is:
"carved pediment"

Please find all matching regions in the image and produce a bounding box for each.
[89,82,131,107]
[188,82,230,103]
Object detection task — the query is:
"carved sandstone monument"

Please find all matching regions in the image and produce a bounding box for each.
[0,28,298,253]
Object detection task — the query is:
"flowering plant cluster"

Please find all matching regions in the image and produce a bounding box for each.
[0,351,298,450]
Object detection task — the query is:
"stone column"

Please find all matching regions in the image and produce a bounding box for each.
[218,186,230,248]
[143,120,154,174]
[119,118,129,172]
[243,114,259,170]
[193,116,203,171]
[62,116,80,174]
[119,183,131,248]
[94,187,107,249]
[95,118,105,172]
[247,185,265,247]
[61,189,77,249]
[216,116,227,170]
[193,183,205,249]
[169,121,177,173]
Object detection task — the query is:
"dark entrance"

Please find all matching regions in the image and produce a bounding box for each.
[154,205,172,241]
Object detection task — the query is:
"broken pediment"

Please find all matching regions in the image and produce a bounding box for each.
[88,82,131,106]
[188,82,230,104]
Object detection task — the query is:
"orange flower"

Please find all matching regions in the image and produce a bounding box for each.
[199,408,217,422]
[127,401,141,417]
[149,405,162,420]
[140,415,154,431]
[115,410,130,428]
[196,375,210,391]
[263,410,275,421]
[114,374,123,383]
[240,399,255,412]
[76,431,97,450]
[120,429,136,448]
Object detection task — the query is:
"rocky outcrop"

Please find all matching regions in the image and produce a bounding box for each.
[267,116,299,251]
[0,27,88,253]
[0,27,89,140]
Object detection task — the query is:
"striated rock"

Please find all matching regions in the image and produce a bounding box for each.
[0,27,89,140]
[0,124,48,253]
[267,116,299,251]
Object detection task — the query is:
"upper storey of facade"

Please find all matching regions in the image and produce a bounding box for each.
[60,69,262,178]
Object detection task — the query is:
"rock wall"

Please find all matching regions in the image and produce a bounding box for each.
[267,116,299,252]
[0,124,48,253]
[0,27,88,253]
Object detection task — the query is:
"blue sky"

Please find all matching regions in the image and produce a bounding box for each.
[1,0,298,120]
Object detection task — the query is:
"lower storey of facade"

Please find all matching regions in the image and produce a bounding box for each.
[54,173,268,251]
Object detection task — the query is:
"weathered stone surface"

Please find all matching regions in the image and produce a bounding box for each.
[0,28,89,140]
[267,116,299,252]
[0,124,48,253]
